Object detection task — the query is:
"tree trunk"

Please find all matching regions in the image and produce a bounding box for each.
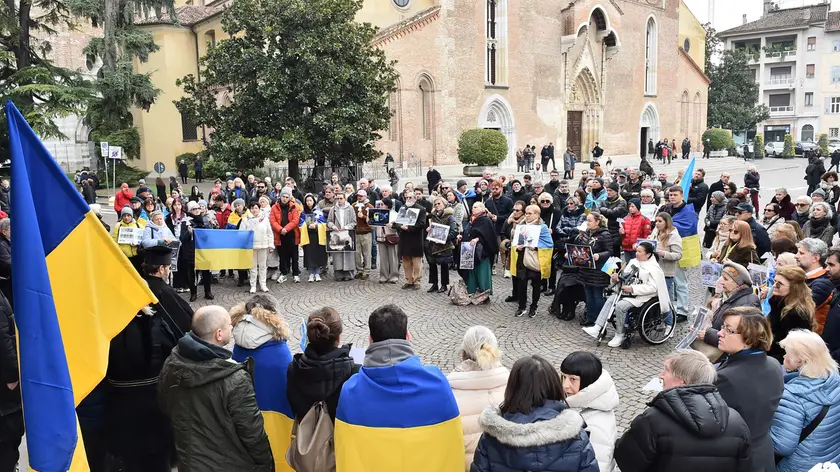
[289,158,299,182]
[102,0,118,72]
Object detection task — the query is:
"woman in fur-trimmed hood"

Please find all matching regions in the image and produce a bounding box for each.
[230,294,294,471]
[470,355,599,472]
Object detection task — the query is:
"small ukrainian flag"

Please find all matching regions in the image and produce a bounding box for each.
[194,228,254,271]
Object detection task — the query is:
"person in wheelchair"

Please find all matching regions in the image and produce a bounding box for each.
[582,242,671,347]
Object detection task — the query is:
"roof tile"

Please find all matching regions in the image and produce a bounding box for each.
[719,3,829,36]
[136,4,224,27]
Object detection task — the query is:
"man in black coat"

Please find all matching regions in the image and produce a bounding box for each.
[822,248,840,363]
[485,181,513,273]
[687,168,709,214]
[547,142,556,170]
[426,166,441,195]
[830,149,840,173]
[615,350,752,472]
[106,246,193,472]
[0,291,21,472]
[600,182,628,256]
[734,203,771,256]
[591,142,604,161]
[806,155,825,196]
[178,159,189,184]
[707,172,730,209]
[682,138,691,160]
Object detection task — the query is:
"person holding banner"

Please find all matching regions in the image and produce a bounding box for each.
[510,205,553,318]
[426,196,457,293]
[113,206,144,272]
[239,201,274,293]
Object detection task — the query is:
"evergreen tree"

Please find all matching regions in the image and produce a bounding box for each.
[707,49,769,132]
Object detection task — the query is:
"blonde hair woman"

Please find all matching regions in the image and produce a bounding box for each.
[772,330,840,471]
[717,220,759,267]
[447,326,509,472]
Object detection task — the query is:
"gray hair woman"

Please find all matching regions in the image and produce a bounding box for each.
[140,210,175,248]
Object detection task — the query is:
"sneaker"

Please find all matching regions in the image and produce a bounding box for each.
[528,308,537,318]
[249,287,256,294]
[664,325,675,340]
[204,293,215,300]
[294,276,300,283]
[608,334,626,348]
[260,285,269,292]
[314,274,322,282]
[427,285,439,293]
[492,268,498,275]
[503,269,511,278]
[271,272,280,281]
[277,275,288,283]
[308,274,315,283]
[582,325,601,339]
[514,308,526,317]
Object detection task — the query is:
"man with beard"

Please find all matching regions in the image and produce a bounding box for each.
[792,195,812,227]
[621,168,643,201]
[770,187,795,221]
[544,170,561,196]
[485,180,514,275]
[395,193,428,288]
[507,179,531,204]
[106,246,193,472]
[522,174,534,195]
[822,248,840,362]
[599,182,628,257]
[537,193,563,295]
[657,172,671,189]
[687,169,709,214]
[552,179,571,209]
[661,186,699,322]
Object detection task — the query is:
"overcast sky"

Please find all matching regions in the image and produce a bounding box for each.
[683,0,840,32]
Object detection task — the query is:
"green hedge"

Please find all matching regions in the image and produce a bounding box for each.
[701,128,734,151]
[783,134,794,157]
[754,135,764,158]
[819,134,829,155]
[458,129,508,166]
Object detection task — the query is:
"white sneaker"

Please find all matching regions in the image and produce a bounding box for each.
[314,274,322,282]
[260,285,269,292]
[271,272,280,281]
[249,287,256,294]
[294,276,300,283]
[278,275,287,283]
[493,268,498,275]
[582,325,601,339]
[504,269,511,278]
[608,334,626,348]
[308,274,315,283]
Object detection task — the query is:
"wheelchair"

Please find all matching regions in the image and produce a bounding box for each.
[594,273,675,349]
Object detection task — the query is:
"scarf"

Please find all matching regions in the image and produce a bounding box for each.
[633,258,672,312]
[810,215,830,235]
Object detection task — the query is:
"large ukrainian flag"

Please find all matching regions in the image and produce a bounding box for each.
[6,100,157,471]
[509,223,554,279]
[194,228,253,270]
[335,356,464,471]
[672,203,702,268]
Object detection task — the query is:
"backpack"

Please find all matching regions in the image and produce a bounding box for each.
[286,401,336,472]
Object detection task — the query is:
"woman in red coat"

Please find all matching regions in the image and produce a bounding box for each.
[619,198,651,261]
[269,188,302,283]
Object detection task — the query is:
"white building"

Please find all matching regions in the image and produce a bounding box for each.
[718,1,833,145]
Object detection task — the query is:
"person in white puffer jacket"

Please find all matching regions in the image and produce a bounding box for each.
[561,351,619,472]
[446,326,509,472]
[238,200,274,293]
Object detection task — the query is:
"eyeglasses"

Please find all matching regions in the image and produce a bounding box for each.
[773,281,788,288]
[513,208,523,212]
[721,326,738,336]
[540,200,551,204]
[764,208,775,213]
[795,203,809,207]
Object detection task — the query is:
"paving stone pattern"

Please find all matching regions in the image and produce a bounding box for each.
[189,260,708,433]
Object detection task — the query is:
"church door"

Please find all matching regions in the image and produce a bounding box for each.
[567,111,583,161]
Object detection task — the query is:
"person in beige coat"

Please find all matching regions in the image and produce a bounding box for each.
[446,326,509,472]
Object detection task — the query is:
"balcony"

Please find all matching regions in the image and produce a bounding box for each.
[765,50,797,61]
[769,106,795,115]
[765,76,795,89]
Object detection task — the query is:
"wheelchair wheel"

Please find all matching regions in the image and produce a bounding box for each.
[637,299,674,345]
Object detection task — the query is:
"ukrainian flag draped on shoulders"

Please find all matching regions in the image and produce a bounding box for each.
[335,340,464,472]
[673,165,702,268]
[509,223,554,279]
[6,100,156,471]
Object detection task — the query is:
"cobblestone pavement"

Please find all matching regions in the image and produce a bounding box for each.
[187,260,709,433]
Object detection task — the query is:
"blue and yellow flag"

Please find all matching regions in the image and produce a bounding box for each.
[680,155,696,197]
[194,228,253,270]
[232,342,295,471]
[509,223,554,279]
[335,356,464,471]
[6,100,157,471]
[672,204,701,268]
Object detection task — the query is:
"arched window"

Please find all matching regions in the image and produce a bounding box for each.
[680,91,689,135]
[802,124,815,142]
[693,92,702,133]
[485,0,507,85]
[644,17,658,95]
[387,87,400,141]
[419,77,433,140]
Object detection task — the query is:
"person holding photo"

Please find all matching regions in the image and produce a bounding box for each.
[327,192,357,281]
[501,201,528,304]
[459,202,499,297]
[375,198,400,284]
[576,212,613,327]
[395,191,428,289]
[425,196,458,293]
[510,205,553,318]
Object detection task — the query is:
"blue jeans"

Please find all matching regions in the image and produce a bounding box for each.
[664,277,675,326]
[584,285,606,323]
[674,267,690,316]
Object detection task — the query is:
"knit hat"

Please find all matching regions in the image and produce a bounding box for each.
[280,187,293,198]
[120,206,133,216]
[812,188,827,199]
[198,199,207,207]
[711,190,726,203]
[721,261,752,287]
[593,177,604,187]
[186,201,200,212]
[129,196,143,204]
[232,198,246,208]
[137,186,152,195]
[456,179,468,189]
[607,181,619,192]
[628,198,641,210]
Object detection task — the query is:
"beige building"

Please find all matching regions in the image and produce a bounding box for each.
[133,0,709,172]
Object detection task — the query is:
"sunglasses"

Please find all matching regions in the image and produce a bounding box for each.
[764,209,775,213]
[540,200,551,204]
[796,203,809,207]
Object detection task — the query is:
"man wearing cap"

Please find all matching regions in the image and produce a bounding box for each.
[796,238,835,333]
[600,182,628,257]
[734,202,771,257]
[354,189,375,280]
[507,179,530,204]
[105,245,193,472]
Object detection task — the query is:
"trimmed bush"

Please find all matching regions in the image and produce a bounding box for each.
[819,133,829,156]
[754,135,764,158]
[783,134,794,157]
[701,128,735,151]
[202,157,234,180]
[458,129,508,166]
